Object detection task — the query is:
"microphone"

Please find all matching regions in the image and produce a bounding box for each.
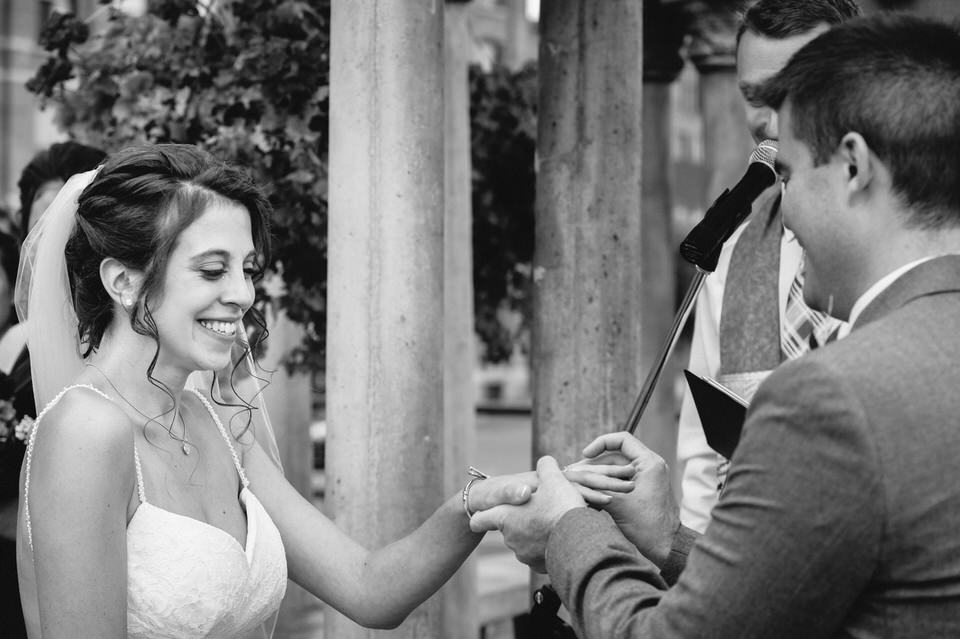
[679,140,778,271]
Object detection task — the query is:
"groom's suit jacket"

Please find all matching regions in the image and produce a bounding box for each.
[546,255,960,638]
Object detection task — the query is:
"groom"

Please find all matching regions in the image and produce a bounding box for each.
[473,14,960,638]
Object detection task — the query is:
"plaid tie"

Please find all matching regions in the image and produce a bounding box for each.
[781,262,841,359]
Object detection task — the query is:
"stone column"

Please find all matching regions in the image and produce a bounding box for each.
[441,3,477,638]
[638,0,687,466]
[532,0,644,489]
[0,0,44,201]
[326,2,446,638]
[686,0,752,205]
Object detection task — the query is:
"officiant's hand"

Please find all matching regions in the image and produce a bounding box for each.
[581,432,679,567]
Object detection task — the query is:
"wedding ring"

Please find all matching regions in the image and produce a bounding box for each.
[462,477,483,519]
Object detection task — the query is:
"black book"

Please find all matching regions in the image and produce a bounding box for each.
[683,369,748,459]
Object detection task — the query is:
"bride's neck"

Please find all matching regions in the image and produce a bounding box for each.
[88,331,190,413]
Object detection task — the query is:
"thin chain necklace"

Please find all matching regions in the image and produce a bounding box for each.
[84,362,193,455]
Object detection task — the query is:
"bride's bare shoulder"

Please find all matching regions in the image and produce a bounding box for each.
[33,386,134,460]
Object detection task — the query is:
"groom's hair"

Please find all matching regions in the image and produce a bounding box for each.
[757,14,960,229]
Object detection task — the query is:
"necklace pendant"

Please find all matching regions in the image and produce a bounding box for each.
[181,442,191,455]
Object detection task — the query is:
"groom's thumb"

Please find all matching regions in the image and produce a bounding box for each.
[536,455,565,482]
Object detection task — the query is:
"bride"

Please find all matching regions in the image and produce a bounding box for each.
[16,144,634,638]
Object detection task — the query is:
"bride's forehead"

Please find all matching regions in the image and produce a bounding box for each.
[172,201,254,254]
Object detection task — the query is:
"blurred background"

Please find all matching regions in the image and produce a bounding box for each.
[2,1,957,637]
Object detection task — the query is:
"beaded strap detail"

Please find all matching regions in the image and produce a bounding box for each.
[24,384,112,552]
[133,445,147,504]
[24,386,250,553]
[189,389,250,489]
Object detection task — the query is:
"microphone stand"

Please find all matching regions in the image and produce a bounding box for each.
[526,142,774,637]
[625,183,747,433]
[625,261,714,434]
[525,250,721,639]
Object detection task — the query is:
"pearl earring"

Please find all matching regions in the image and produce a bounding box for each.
[121,294,133,309]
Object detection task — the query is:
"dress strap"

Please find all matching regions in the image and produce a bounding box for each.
[133,445,147,503]
[188,389,250,489]
[24,384,114,553]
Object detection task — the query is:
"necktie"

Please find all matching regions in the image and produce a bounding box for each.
[781,261,841,359]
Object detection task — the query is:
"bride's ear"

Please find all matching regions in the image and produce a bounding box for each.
[100,258,141,311]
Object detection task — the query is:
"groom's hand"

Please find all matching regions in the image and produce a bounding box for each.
[470,456,585,573]
[582,432,680,567]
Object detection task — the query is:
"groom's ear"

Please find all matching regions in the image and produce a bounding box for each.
[99,257,142,309]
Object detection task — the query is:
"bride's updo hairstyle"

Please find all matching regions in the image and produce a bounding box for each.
[65,144,272,357]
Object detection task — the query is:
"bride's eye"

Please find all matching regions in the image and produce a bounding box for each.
[199,268,227,280]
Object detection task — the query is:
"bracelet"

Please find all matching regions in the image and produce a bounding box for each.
[462,466,490,520]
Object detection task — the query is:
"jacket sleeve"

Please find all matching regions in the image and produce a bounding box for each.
[546,357,883,639]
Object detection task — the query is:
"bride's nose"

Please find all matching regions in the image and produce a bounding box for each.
[220,267,255,311]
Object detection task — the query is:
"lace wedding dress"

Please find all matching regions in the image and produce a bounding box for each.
[22,385,287,638]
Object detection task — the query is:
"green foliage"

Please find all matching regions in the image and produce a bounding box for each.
[28,0,330,372]
[469,63,537,363]
[28,2,541,368]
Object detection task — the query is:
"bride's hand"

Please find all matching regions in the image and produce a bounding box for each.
[561,459,635,506]
[465,472,538,514]
[467,462,635,513]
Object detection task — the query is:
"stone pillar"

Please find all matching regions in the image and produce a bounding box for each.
[532,0,644,492]
[441,3,477,638]
[686,0,752,205]
[326,2,446,638]
[638,0,687,466]
[503,0,530,70]
[0,0,44,203]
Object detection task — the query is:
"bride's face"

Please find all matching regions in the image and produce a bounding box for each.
[150,199,258,373]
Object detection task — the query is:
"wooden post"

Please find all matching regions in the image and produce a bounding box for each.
[327,2,446,638]
[532,0,645,519]
[441,2,478,638]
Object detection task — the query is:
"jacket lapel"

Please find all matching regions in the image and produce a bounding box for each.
[853,255,960,331]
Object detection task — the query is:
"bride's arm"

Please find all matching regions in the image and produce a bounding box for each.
[26,390,133,638]
[243,438,529,628]
[244,437,634,629]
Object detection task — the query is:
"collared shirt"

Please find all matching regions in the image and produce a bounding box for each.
[837,255,939,339]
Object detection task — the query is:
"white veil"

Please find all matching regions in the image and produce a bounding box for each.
[15,169,93,408]
[14,168,284,472]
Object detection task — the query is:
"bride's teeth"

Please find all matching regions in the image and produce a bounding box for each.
[200,320,237,335]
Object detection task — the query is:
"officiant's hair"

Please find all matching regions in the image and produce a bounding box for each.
[65,144,272,356]
[737,0,861,43]
[756,14,960,229]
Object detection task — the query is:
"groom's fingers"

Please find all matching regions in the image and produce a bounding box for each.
[470,504,513,533]
[583,432,657,466]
